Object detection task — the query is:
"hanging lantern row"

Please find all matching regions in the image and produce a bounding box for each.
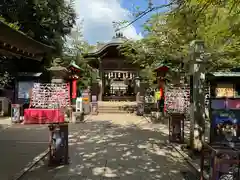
[69,74,79,80]
[104,72,135,79]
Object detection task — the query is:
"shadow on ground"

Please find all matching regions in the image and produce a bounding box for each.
[0,124,49,180]
[0,123,9,132]
[0,124,4,131]
[23,120,192,180]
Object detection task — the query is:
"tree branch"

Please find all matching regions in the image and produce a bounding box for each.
[117,2,174,31]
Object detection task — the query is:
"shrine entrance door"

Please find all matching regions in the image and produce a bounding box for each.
[103,70,136,101]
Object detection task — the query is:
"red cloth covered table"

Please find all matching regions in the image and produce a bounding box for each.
[24,109,65,124]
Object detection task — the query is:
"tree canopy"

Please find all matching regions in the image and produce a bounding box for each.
[0,0,76,88]
[120,0,240,77]
[63,24,98,89]
[0,0,76,54]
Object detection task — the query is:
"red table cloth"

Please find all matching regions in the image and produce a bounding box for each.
[24,109,65,124]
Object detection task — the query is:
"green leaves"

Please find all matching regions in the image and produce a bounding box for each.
[0,16,20,30]
[0,0,76,54]
[121,0,240,77]
[0,71,12,89]
[62,24,97,89]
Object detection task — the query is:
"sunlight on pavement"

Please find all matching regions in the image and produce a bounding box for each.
[21,114,194,180]
[92,167,105,176]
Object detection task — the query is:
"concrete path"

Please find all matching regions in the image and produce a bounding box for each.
[22,114,193,180]
[0,117,12,132]
[0,124,49,180]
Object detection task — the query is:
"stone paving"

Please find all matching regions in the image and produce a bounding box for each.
[22,114,194,180]
[0,122,89,180]
[0,124,49,180]
[0,117,12,132]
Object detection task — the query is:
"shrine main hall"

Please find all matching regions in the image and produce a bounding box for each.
[84,33,143,102]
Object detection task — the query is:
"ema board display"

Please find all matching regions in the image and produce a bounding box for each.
[30,83,70,108]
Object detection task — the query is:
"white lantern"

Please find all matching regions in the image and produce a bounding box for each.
[130,73,132,79]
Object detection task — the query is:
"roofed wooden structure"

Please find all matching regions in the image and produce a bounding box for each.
[83,32,129,69]
[0,21,55,106]
[0,21,54,61]
[83,33,142,101]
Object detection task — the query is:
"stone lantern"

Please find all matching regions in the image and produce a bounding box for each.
[48,58,69,83]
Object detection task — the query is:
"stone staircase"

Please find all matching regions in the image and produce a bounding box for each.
[97,101,137,114]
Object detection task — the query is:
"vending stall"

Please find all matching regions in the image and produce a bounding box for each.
[201,72,240,180]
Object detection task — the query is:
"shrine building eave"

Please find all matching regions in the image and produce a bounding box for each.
[84,42,123,58]
[0,21,55,61]
[205,72,240,82]
[84,37,127,69]
[84,43,123,69]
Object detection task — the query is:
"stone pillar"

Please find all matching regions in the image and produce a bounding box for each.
[189,40,206,151]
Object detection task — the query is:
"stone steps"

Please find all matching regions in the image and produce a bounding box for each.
[98,101,137,107]
[98,106,127,114]
[97,101,136,114]
[98,109,127,114]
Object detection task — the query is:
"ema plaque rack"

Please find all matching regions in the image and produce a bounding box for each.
[29,83,71,108]
[165,84,190,114]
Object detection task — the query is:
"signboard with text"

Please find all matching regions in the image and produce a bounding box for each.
[216,84,234,97]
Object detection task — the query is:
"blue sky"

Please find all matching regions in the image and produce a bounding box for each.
[121,0,169,34]
[73,0,169,44]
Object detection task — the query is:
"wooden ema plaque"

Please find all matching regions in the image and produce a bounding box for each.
[169,113,185,143]
[29,83,70,108]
